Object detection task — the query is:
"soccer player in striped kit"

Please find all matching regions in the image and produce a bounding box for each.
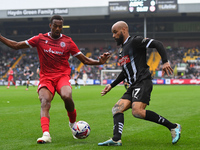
[98,21,181,146]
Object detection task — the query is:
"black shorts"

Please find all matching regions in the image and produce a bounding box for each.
[121,79,153,105]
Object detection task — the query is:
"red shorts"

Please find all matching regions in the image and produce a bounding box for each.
[8,76,14,81]
[37,75,72,96]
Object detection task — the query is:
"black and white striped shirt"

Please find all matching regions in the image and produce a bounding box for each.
[118,36,153,85]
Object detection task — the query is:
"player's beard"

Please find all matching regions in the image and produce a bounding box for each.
[53,32,61,39]
[115,32,124,46]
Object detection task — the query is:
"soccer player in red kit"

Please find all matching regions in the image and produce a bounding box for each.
[0,15,110,144]
[7,67,17,89]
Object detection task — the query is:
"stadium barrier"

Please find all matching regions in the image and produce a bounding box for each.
[152,79,200,85]
[1,79,200,86]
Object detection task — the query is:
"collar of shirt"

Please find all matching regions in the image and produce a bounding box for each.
[48,32,62,39]
[123,36,131,45]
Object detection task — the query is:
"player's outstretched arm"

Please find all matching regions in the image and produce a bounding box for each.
[98,52,111,64]
[101,71,125,96]
[149,39,168,65]
[149,40,173,77]
[0,33,29,50]
[76,52,110,65]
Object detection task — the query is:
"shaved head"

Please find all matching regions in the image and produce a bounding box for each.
[112,21,129,31]
[111,21,130,46]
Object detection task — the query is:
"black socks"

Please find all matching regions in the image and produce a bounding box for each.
[145,110,177,130]
[112,113,124,141]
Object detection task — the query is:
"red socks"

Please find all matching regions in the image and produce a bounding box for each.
[40,109,76,133]
[41,117,50,133]
[67,109,77,123]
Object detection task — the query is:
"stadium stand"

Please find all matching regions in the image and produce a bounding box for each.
[1,1,200,83]
[147,51,161,76]
[1,44,200,83]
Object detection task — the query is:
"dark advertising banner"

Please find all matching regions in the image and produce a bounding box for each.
[109,1,129,14]
[129,0,156,13]
[7,8,69,17]
[157,0,178,12]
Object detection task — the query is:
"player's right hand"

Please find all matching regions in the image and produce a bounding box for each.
[98,52,111,64]
[101,84,112,96]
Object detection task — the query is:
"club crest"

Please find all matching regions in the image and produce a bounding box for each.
[60,42,66,48]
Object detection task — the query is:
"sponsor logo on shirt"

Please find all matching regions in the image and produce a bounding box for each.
[119,55,130,66]
[44,48,63,55]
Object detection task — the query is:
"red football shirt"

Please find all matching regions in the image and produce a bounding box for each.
[8,70,14,76]
[25,32,81,78]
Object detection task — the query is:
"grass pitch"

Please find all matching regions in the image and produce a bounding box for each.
[0,85,199,150]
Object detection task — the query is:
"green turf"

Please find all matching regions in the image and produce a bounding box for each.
[0,85,199,150]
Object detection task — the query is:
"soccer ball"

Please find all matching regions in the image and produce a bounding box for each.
[72,121,91,139]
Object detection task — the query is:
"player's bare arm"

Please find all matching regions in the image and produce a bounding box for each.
[76,52,110,65]
[0,34,29,50]
[99,52,111,64]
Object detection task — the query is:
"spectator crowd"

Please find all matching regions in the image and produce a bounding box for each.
[1,44,200,84]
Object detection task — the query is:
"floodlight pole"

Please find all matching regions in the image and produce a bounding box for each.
[144,14,147,38]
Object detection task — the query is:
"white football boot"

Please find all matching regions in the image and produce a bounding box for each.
[37,131,52,144]
[69,122,78,139]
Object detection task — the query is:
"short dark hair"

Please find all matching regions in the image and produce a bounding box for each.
[50,15,63,23]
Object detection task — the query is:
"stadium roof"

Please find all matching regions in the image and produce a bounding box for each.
[0,0,200,19]
[0,0,200,10]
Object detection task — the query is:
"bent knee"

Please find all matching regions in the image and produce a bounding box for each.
[61,94,72,101]
[112,105,122,116]
[112,106,117,116]
[40,98,51,109]
[132,109,145,119]
[132,110,141,118]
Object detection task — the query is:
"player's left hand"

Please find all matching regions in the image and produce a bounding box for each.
[98,52,111,64]
[101,84,112,96]
[162,62,173,77]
